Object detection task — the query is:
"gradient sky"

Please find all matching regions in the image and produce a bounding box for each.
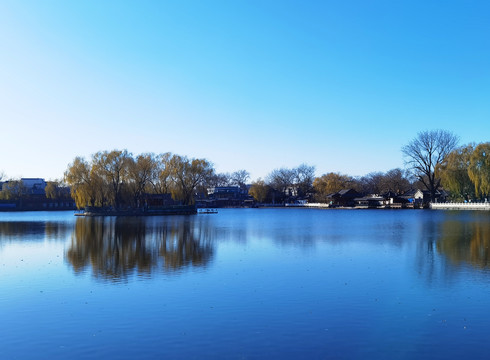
[1,1,489,181]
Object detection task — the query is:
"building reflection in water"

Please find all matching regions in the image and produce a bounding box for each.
[66,216,215,281]
[437,216,490,269]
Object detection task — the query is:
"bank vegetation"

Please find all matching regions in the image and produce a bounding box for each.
[1,130,489,208]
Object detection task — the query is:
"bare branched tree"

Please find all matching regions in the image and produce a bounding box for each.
[402,130,459,202]
[230,170,250,189]
[294,164,315,197]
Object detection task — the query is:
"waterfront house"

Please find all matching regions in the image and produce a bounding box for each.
[399,188,448,206]
[200,186,253,207]
[399,189,424,206]
[327,189,361,207]
[354,194,389,208]
[353,191,410,209]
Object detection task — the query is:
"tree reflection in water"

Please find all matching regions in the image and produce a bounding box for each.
[437,215,490,269]
[66,216,214,281]
[0,221,71,242]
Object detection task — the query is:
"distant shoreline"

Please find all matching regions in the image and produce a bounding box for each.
[75,205,197,217]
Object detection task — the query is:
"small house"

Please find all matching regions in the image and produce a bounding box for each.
[327,189,361,207]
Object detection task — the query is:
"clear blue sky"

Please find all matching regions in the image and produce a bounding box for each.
[1,0,489,181]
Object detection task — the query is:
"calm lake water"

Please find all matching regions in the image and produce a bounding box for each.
[1,208,490,359]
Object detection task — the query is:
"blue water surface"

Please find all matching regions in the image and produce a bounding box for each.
[1,209,490,359]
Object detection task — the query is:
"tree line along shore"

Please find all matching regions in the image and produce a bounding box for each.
[0,130,489,212]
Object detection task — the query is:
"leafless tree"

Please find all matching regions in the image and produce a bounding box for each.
[402,130,459,202]
[230,170,250,189]
[294,164,315,197]
[267,168,296,195]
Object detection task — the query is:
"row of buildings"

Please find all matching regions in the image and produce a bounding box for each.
[197,186,445,209]
[324,188,448,209]
[0,178,445,210]
[196,186,254,208]
[0,178,76,211]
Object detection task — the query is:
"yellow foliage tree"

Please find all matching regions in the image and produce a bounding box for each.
[91,150,132,208]
[249,179,269,203]
[468,142,490,199]
[436,144,475,200]
[313,172,352,202]
[64,157,98,209]
[169,155,214,205]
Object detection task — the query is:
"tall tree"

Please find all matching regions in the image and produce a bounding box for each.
[230,170,250,189]
[249,179,269,203]
[267,168,296,195]
[92,150,132,208]
[402,130,459,202]
[437,144,475,200]
[169,155,214,205]
[64,157,99,208]
[294,164,316,197]
[151,152,173,195]
[313,172,353,202]
[468,142,490,199]
[127,153,158,208]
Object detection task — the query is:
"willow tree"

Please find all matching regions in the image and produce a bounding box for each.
[127,153,158,208]
[468,142,490,199]
[436,144,475,200]
[313,172,353,202]
[402,130,459,202]
[64,157,98,208]
[169,155,214,205]
[0,180,27,200]
[92,150,132,208]
[249,179,269,203]
[45,180,71,200]
[149,152,173,195]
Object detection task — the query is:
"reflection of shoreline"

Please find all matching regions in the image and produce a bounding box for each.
[66,217,215,281]
[437,217,490,269]
[0,221,72,241]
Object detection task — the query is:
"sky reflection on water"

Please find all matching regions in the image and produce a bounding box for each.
[1,209,490,359]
